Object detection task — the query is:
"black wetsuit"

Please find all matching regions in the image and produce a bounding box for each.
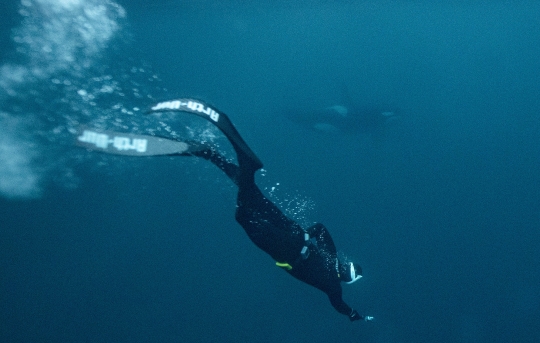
[195,148,356,318]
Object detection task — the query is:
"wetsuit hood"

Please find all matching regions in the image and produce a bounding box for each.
[340,262,362,284]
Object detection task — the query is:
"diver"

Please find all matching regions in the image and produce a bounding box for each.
[195,147,371,321]
[77,98,374,322]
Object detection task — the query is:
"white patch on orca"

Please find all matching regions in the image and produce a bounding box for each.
[326,105,348,117]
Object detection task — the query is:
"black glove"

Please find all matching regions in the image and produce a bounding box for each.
[349,309,362,322]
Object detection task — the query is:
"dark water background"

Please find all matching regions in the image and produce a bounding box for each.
[1,1,539,342]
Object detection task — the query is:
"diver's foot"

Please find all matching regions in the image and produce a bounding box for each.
[191,144,240,185]
[189,142,217,159]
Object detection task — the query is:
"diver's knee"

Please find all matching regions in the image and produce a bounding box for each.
[307,222,327,235]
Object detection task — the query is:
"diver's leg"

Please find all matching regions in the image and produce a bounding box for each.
[235,158,302,234]
[191,147,239,186]
[189,117,262,188]
[181,106,298,232]
[190,146,282,232]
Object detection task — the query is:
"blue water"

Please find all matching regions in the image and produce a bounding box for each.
[1,1,539,342]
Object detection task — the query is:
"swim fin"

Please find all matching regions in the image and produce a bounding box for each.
[76,128,209,157]
[147,99,263,170]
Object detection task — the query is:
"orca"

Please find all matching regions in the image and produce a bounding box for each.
[285,103,398,135]
[284,83,399,136]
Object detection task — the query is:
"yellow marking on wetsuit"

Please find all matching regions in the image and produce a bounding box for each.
[276,262,292,270]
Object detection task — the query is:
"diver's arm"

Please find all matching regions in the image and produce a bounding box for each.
[328,290,373,322]
[328,290,352,316]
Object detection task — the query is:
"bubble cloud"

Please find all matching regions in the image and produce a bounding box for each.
[0,0,125,199]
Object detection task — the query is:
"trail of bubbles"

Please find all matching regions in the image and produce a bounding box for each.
[2,0,125,96]
[0,0,149,199]
[0,0,236,199]
[0,112,42,198]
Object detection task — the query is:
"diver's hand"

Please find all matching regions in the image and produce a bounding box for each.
[349,310,362,322]
[350,309,374,322]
